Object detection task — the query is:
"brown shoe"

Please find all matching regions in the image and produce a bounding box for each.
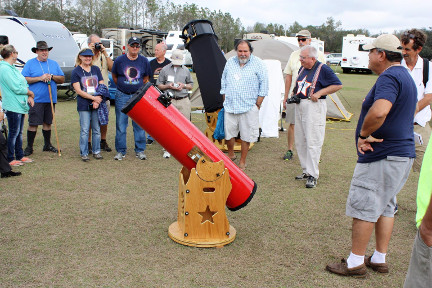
[326,258,367,278]
[365,255,389,273]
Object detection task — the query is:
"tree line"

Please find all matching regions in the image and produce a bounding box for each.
[1,0,431,58]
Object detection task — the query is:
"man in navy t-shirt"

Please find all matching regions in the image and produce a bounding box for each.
[326,34,417,278]
[292,45,342,188]
[112,37,152,161]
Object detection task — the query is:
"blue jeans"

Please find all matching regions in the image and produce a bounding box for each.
[114,90,146,154]
[5,111,25,162]
[78,110,100,156]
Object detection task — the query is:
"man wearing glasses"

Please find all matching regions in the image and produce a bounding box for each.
[400,29,432,172]
[282,30,325,162]
[112,37,152,161]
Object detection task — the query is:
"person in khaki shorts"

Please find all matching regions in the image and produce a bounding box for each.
[282,30,325,161]
[400,29,432,172]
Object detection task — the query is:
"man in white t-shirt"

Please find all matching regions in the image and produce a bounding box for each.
[282,30,325,161]
[401,29,432,172]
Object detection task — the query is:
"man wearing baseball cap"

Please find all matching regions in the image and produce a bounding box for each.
[326,34,417,277]
[282,30,325,162]
[112,37,152,161]
[22,41,65,156]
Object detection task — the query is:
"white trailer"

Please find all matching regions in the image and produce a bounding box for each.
[0,16,79,85]
[341,34,375,73]
[72,33,114,59]
[165,30,193,67]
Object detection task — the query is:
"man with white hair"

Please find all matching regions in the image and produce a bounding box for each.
[293,45,342,188]
[282,30,325,161]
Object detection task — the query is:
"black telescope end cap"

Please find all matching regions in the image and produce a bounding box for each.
[121,82,153,114]
[227,181,257,212]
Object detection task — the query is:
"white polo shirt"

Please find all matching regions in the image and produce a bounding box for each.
[401,56,432,127]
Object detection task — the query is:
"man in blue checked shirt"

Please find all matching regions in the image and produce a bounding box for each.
[220,40,268,171]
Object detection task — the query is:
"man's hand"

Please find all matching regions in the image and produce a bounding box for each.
[310,92,321,102]
[40,73,51,83]
[357,136,383,154]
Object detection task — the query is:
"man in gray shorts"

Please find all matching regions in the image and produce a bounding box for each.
[326,34,417,277]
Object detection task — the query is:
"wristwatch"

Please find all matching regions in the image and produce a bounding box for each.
[358,133,369,139]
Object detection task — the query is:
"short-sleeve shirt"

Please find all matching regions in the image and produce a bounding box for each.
[284,50,326,96]
[21,58,64,103]
[293,62,342,99]
[156,63,193,98]
[150,58,171,85]
[356,66,417,163]
[71,65,103,111]
[112,54,151,94]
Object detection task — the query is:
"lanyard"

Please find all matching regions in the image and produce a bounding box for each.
[38,59,51,75]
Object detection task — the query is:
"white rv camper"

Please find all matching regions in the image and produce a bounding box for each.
[164,30,193,67]
[341,34,375,73]
[72,33,114,59]
[0,16,79,85]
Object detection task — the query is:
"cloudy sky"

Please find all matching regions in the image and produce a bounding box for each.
[172,0,432,34]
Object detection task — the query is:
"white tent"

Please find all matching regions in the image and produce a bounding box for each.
[326,93,353,121]
[259,59,284,138]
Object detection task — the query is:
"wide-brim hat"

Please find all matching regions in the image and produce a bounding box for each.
[363,34,403,53]
[31,41,53,53]
[171,49,184,65]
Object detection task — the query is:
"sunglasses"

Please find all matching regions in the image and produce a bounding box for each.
[403,32,415,39]
[298,38,309,42]
[130,44,140,48]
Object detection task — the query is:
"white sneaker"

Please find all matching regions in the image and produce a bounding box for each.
[136,151,147,160]
[114,152,125,160]
[163,151,171,158]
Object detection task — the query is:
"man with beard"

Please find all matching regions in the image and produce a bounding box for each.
[112,37,152,161]
[22,41,65,156]
[326,34,417,278]
[400,29,432,172]
[220,40,268,170]
[282,30,325,161]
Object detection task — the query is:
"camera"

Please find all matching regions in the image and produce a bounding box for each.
[94,43,102,51]
[173,83,179,88]
[287,94,301,104]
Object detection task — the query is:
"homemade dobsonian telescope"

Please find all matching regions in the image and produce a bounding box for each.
[122,20,256,247]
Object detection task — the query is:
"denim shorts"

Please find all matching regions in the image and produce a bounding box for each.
[346,156,413,222]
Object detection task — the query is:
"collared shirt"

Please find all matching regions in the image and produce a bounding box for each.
[156,63,193,98]
[221,54,268,114]
[401,57,432,127]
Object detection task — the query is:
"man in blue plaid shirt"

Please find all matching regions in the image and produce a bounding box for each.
[220,40,268,170]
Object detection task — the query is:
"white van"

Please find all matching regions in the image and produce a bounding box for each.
[341,34,375,73]
[165,31,193,67]
[0,16,79,85]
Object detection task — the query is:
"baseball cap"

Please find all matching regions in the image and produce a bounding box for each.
[128,37,140,45]
[363,34,403,53]
[171,49,184,65]
[79,48,94,56]
[296,30,311,38]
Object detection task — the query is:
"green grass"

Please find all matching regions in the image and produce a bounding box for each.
[0,72,420,287]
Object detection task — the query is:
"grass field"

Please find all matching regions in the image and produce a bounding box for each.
[0,68,421,287]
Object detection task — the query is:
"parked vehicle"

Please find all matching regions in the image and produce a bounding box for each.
[341,34,375,73]
[164,30,193,67]
[325,53,342,65]
[101,28,166,58]
[0,16,79,85]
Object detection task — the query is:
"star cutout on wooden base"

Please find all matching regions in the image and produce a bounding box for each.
[198,205,217,224]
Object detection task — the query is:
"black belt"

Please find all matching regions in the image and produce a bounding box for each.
[117,88,135,95]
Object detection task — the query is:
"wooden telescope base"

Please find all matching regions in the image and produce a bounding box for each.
[168,222,236,248]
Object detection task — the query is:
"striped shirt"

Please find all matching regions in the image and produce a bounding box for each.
[221,54,268,114]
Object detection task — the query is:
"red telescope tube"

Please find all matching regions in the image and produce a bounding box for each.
[122,83,257,211]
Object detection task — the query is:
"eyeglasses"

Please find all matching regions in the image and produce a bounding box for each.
[130,44,140,48]
[12,51,18,54]
[299,55,310,60]
[298,38,309,42]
